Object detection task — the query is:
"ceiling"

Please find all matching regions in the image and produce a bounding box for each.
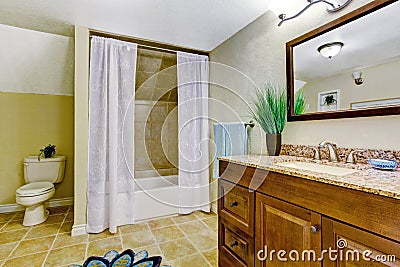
[0,0,275,51]
[294,1,400,82]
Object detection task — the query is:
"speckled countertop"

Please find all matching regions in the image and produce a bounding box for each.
[218,155,400,200]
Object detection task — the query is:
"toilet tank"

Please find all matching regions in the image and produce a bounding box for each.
[23,156,66,183]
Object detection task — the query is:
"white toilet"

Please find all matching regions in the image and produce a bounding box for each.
[16,155,66,226]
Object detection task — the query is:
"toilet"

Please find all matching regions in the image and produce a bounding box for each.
[16,155,66,226]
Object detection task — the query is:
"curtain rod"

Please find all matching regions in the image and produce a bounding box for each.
[89,30,209,56]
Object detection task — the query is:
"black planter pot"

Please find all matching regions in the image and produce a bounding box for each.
[266,133,281,156]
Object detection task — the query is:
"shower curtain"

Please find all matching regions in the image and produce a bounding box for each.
[177,52,211,214]
[87,37,137,233]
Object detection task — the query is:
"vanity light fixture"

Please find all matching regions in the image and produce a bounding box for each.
[317,42,343,59]
[277,0,353,26]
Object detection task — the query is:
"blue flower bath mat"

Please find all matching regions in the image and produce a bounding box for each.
[68,249,171,267]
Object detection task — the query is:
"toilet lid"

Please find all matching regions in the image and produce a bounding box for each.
[16,182,54,197]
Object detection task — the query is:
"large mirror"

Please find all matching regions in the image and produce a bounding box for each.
[287,0,400,121]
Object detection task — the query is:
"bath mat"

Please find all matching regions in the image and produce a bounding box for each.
[68,249,171,267]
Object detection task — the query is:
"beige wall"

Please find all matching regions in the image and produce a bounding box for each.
[303,58,400,113]
[0,92,74,204]
[209,1,400,204]
[73,26,89,234]
[0,24,74,205]
[210,0,400,152]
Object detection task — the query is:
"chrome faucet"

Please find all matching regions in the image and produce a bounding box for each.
[346,149,365,164]
[319,141,338,162]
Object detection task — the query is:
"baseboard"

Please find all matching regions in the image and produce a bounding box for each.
[71,224,87,236]
[0,197,74,213]
[211,203,218,214]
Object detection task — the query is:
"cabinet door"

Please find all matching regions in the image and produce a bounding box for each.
[322,217,400,267]
[255,193,322,267]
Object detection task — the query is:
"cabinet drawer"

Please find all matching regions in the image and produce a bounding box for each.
[218,179,255,236]
[219,219,254,267]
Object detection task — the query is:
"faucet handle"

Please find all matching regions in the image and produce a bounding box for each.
[312,147,320,160]
[346,149,366,164]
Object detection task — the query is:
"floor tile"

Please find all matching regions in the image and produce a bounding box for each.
[172,253,210,266]
[0,229,29,245]
[194,211,217,220]
[132,244,162,256]
[159,237,197,261]
[43,214,66,225]
[60,221,74,233]
[48,206,70,215]
[151,225,184,243]
[4,251,47,267]
[0,242,18,260]
[25,223,61,239]
[147,217,175,229]
[0,212,16,223]
[202,217,218,231]
[1,219,28,232]
[203,248,218,267]
[121,230,156,248]
[53,232,88,248]
[178,220,211,236]
[88,237,122,257]
[119,222,148,235]
[187,230,217,252]
[11,235,55,258]
[88,229,119,241]
[65,212,74,222]
[44,244,86,267]
[11,211,25,221]
[171,213,198,224]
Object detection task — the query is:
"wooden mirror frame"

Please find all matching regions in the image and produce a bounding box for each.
[287,0,400,121]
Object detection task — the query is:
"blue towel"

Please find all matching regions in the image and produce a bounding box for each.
[213,122,247,178]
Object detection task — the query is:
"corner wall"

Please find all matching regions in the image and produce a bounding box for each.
[0,24,74,205]
[209,0,400,151]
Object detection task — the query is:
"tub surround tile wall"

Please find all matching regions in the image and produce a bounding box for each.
[281,144,400,167]
[135,101,178,174]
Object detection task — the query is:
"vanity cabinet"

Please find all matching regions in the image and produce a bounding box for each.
[218,160,400,267]
[256,193,321,267]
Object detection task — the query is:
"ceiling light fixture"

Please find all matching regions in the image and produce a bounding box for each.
[277,0,353,26]
[317,42,344,59]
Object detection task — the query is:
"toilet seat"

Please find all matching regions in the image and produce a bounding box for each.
[16,182,54,197]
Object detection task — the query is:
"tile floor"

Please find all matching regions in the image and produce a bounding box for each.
[0,206,218,267]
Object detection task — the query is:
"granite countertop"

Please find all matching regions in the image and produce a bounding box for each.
[218,155,400,200]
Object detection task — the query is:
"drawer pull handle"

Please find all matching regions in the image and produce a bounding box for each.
[230,201,238,207]
[310,225,319,234]
[230,240,239,248]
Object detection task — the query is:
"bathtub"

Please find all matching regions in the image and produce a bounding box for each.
[134,174,179,221]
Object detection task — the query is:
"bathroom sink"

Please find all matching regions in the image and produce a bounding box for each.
[275,161,359,176]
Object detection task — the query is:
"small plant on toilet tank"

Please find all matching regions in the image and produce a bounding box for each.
[38,144,56,160]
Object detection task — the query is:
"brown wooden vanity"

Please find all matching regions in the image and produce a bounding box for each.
[218,159,400,266]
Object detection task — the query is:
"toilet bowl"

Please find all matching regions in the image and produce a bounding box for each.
[15,156,66,226]
[16,182,55,226]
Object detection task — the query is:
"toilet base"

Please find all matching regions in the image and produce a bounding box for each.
[22,204,49,226]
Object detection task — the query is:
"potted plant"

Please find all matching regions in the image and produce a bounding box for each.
[38,144,56,161]
[250,83,286,156]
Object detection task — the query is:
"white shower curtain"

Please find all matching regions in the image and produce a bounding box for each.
[177,52,211,214]
[87,37,137,233]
